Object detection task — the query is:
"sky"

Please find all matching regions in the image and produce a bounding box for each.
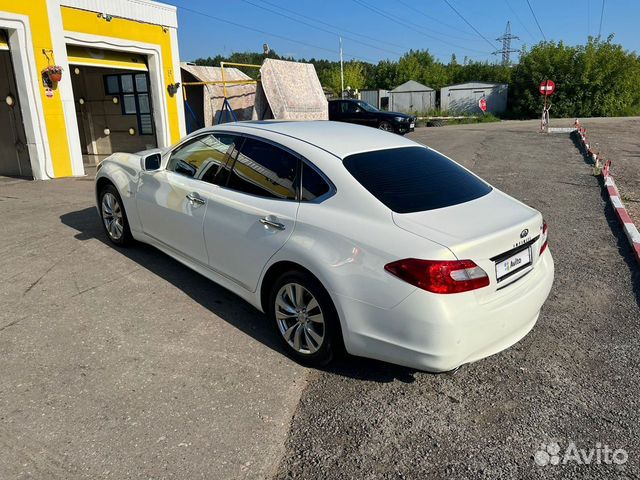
[174,0,639,65]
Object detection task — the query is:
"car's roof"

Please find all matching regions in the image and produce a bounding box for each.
[215,120,416,159]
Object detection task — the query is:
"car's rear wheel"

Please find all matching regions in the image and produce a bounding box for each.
[269,270,341,366]
[378,120,395,133]
[99,184,132,246]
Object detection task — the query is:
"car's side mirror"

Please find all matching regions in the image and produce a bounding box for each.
[143,153,161,171]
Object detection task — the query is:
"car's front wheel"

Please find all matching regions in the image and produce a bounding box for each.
[378,120,395,133]
[99,184,132,246]
[268,271,341,366]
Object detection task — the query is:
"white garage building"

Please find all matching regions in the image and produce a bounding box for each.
[440,82,508,115]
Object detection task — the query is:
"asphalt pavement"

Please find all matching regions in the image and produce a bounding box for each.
[0,175,307,479]
[276,119,640,479]
[1,119,639,479]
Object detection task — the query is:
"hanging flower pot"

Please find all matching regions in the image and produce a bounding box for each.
[44,65,63,83]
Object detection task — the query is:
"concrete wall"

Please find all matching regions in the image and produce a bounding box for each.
[441,83,508,114]
[389,90,435,114]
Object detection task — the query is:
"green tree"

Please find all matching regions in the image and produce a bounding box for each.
[509,37,640,118]
[325,61,366,96]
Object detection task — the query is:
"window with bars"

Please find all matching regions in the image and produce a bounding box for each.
[104,73,154,135]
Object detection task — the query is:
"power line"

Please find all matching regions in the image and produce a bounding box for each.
[392,0,480,41]
[525,0,546,41]
[351,0,493,56]
[239,0,403,57]
[504,0,536,42]
[442,0,498,51]
[174,3,377,63]
[253,0,410,51]
[598,0,606,37]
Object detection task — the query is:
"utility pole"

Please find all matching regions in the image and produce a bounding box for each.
[494,21,519,65]
[339,36,344,98]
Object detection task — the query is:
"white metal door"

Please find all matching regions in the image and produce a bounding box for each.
[136,170,210,264]
[203,189,297,291]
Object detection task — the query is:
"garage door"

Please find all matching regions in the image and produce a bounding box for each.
[0,30,32,178]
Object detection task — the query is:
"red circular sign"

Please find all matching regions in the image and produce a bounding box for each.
[479,97,487,112]
[539,80,556,96]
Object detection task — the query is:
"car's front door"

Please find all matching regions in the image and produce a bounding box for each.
[203,136,300,292]
[136,132,241,265]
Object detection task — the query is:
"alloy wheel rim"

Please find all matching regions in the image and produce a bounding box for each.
[379,122,393,132]
[275,283,325,355]
[101,192,124,240]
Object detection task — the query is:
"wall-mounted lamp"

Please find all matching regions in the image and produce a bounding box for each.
[78,97,85,105]
[5,94,15,107]
[74,67,80,75]
[112,97,119,104]
[128,127,136,136]
[167,82,180,97]
[103,128,111,136]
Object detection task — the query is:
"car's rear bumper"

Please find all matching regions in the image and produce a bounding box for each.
[336,250,554,372]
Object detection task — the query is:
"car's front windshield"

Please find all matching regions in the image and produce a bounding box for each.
[356,101,378,112]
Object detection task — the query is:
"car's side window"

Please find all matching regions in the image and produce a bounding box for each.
[167,133,239,180]
[301,163,331,201]
[340,101,349,114]
[225,138,298,200]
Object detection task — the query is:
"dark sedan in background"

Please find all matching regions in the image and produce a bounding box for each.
[328,99,415,135]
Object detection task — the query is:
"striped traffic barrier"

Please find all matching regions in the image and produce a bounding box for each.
[572,119,640,266]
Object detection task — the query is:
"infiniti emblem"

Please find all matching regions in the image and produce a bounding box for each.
[520,229,529,238]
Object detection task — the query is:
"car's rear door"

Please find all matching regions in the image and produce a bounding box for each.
[136,132,241,264]
[203,136,300,292]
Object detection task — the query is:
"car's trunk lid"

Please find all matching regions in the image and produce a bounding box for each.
[392,189,544,289]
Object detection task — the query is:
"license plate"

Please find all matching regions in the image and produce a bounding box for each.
[410,123,415,129]
[495,247,531,281]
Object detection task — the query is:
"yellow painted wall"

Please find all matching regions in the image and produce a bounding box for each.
[0,0,73,177]
[61,6,181,144]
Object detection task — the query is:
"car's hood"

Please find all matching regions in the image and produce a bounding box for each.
[392,189,543,261]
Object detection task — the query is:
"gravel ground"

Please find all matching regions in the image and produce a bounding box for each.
[571,117,640,225]
[276,120,640,479]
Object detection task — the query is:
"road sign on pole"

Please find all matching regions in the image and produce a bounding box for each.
[479,97,487,113]
[539,79,556,96]
[539,79,555,132]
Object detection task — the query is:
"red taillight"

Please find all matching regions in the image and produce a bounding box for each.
[540,221,548,254]
[384,258,489,294]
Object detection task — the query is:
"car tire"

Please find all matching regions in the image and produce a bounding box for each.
[378,121,395,133]
[99,184,133,246]
[268,270,342,367]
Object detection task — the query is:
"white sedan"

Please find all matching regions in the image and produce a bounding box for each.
[95,121,554,372]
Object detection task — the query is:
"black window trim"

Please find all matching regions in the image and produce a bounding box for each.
[208,132,336,204]
[166,132,243,182]
[163,130,337,203]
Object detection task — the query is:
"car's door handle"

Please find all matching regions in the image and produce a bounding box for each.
[186,193,205,205]
[260,217,286,230]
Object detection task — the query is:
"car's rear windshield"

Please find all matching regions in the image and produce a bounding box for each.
[343,146,492,213]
